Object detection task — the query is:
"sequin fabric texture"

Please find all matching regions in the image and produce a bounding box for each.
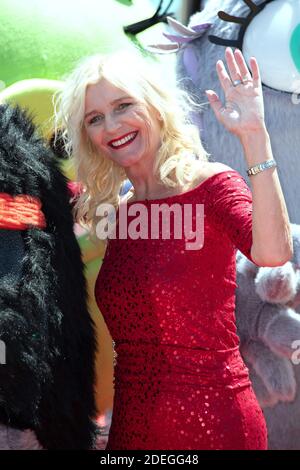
[95,170,268,450]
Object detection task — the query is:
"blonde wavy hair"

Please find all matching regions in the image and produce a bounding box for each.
[54,49,209,236]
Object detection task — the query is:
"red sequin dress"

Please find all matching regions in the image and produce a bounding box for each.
[95,170,268,450]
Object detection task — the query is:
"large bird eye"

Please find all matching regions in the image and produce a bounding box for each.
[209,0,300,93]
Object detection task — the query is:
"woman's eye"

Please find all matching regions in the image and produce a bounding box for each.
[116,102,132,111]
[209,0,300,93]
[89,115,104,125]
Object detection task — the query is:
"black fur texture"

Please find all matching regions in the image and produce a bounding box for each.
[0,104,99,449]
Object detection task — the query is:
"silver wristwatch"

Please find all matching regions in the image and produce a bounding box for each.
[247,159,277,177]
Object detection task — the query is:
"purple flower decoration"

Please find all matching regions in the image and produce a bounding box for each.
[147,16,212,53]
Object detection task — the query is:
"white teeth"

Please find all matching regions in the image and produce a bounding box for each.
[111,132,136,148]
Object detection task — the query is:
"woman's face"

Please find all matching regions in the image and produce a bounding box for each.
[84,78,162,168]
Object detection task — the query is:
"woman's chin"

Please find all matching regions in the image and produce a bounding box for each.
[113,154,143,169]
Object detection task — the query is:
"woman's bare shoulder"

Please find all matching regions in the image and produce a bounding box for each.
[191,161,234,188]
[201,162,233,177]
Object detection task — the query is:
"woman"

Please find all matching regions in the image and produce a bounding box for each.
[55,48,292,450]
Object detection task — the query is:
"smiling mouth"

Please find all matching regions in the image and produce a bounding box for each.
[108,131,138,149]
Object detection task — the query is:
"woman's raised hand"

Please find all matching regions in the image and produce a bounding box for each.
[206,47,265,137]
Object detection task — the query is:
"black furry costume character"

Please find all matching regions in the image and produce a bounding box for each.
[0,104,99,449]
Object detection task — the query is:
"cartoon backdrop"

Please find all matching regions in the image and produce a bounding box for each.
[150,0,300,449]
[0,0,176,417]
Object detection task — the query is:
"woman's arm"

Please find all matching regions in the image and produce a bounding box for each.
[240,126,292,266]
[206,47,292,267]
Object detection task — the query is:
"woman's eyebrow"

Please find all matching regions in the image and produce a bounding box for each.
[84,96,131,119]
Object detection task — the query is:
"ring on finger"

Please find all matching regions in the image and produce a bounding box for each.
[242,75,251,84]
[232,79,243,87]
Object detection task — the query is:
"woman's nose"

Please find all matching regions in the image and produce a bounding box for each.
[104,114,121,133]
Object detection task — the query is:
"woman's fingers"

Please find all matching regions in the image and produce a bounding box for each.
[234,49,261,86]
[205,90,223,119]
[234,49,252,81]
[249,56,261,84]
[225,47,242,83]
[216,60,232,93]
[216,48,260,90]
